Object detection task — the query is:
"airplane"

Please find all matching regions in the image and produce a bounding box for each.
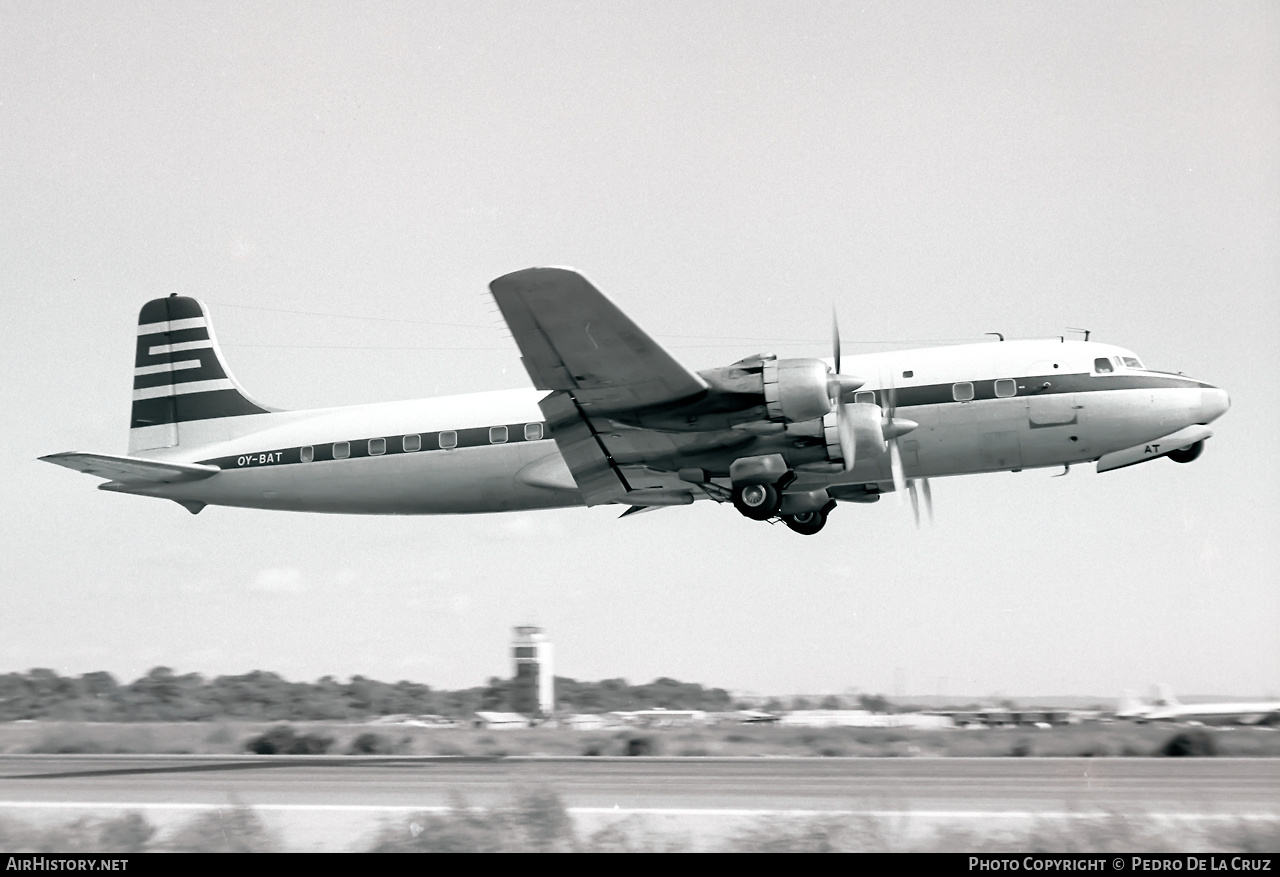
[1117,685,1280,726]
[41,266,1230,535]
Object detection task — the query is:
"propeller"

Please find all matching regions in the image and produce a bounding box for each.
[827,311,932,529]
[828,310,864,472]
[882,369,932,527]
[883,376,907,502]
[906,478,934,526]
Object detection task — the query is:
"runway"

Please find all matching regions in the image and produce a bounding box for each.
[1,755,1276,851]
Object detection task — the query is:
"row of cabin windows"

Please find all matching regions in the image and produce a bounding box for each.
[849,380,1019,406]
[296,422,545,463]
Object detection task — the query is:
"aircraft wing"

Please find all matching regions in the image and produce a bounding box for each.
[491,268,714,506]
[40,452,220,484]
[489,267,708,414]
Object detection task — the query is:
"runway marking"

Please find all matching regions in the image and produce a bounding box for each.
[0,802,1273,820]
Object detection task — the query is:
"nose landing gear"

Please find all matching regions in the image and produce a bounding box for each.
[1168,440,1204,463]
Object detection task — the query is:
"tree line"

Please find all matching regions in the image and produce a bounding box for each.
[0,667,736,722]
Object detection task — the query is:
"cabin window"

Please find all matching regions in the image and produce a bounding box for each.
[332,441,350,460]
[402,433,421,452]
[1121,356,1143,369]
[854,391,876,405]
[952,381,975,402]
[994,379,1017,398]
[439,430,457,449]
[369,437,386,456]
[489,425,508,444]
[524,422,543,441]
[1094,357,1114,374]
[300,445,314,463]
[902,370,913,378]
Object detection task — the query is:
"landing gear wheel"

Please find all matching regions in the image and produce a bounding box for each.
[783,509,828,535]
[732,483,780,520]
[1168,440,1204,464]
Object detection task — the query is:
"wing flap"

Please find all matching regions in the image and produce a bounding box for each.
[40,451,220,484]
[490,267,708,414]
[538,391,629,506]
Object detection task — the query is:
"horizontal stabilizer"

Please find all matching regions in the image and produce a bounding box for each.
[40,452,220,484]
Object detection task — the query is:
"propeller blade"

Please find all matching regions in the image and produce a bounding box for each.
[837,402,856,471]
[908,479,920,527]
[922,477,934,523]
[889,439,906,504]
[832,307,841,375]
[882,368,898,429]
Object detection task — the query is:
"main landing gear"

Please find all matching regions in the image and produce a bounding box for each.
[782,507,829,535]
[726,454,833,535]
[731,482,780,520]
[731,480,835,535]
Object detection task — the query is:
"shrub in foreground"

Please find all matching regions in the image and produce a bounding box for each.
[244,725,333,755]
[1159,729,1217,757]
[163,806,276,852]
[370,788,576,852]
[0,813,155,853]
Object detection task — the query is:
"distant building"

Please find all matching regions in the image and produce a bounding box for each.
[779,710,954,730]
[473,711,531,730]
[563,713,614,731]
[510,625,554,716]
[611,708,708,727]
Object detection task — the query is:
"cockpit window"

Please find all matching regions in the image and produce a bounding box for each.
[1094,357,1114,374]
[1120,356,1143,369]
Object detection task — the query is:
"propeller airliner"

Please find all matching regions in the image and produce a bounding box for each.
[1117,686,1280,725]
[42,267,1230,535]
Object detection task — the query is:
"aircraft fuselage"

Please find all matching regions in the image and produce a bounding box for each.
[110,339,1228,515]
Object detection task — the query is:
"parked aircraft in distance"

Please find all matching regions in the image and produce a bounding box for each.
[1117,686,1280,725]
[42,267,1230,534]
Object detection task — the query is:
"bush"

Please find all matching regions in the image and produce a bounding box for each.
[625,736,658,756]
[348,732,394,755]
[164,807,276,852]
[1159,729,1217,757]
[244,725,333,755]
[0,813,156,853]
[369,788,576,852]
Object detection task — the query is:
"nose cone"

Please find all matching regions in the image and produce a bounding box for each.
[1199,387,1230,423]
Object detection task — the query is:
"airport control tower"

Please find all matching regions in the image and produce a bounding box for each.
[510,625,554,716]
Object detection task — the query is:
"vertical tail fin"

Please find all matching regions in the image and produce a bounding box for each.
[1117,689,1146,718]
[130,296,278,453]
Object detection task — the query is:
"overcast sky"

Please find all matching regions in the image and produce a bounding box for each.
[2,2,1276,699]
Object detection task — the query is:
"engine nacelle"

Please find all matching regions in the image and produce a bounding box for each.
[764,358,833,424]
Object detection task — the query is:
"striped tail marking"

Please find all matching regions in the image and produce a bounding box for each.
[131,296,270,428]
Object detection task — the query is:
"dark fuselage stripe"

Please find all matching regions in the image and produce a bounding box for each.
[198,422,548,470]
[859,372,1206,409]
[177,371,1208,457]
